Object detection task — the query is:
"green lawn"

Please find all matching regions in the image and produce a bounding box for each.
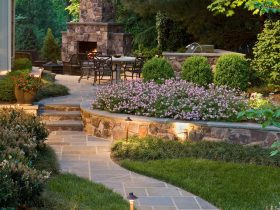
[40,174,129,210]
[35,146,129,210]
[121,158,280,210]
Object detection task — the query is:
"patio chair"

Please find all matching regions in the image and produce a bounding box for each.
[123,57,145,80]
[93,55,113,85]
[78,57,94,83]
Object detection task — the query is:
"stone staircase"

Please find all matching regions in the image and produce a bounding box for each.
[39,104,84,131]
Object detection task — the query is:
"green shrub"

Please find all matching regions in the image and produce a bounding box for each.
[112,136,280,167]
[214,54,249,91]
[13,58,32,71]
[251,20,280,85]
[42,28,61,62]
[35,72,69,101]
[0,109,50,208]
[0,159,49,207]
[0,108,49,147]
[133,47,162,59]
[181,56,213,86]
[142,57,175,83]
[0,70,29,102]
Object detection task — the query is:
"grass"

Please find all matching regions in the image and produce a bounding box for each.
[34,146,129,210]
[121,158,280,210]
[35,72,69,101]
[40,174,129,210]
[33,146,60,174]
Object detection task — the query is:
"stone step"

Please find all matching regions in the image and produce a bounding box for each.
[40,110,82,121]
[43,120,84,131]
[41,104,80,112]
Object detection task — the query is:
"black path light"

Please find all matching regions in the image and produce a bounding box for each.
[127,192,138,210]
[125,117,132,142]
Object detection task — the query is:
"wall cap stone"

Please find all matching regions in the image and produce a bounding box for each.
[80,100,280,132]
[163,49,245,57]
[67,22,123,26]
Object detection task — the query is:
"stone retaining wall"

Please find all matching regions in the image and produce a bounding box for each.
[81,102,280,147]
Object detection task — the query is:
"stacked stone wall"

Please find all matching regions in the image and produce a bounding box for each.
[81,108,280,148]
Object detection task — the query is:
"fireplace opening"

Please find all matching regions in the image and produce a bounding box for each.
[78,41,97,54]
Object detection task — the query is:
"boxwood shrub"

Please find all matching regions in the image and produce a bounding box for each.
[112,136,280,167]
[181,56,213,86]
[142,57,175,83]
[214,54,249,91]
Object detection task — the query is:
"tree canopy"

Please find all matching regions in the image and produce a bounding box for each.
[15,0,69,51]
[208,0,280,16]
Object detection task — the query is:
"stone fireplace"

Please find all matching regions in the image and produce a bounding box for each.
[61,0,132,62]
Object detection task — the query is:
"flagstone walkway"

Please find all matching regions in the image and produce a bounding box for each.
[42,75,218,210]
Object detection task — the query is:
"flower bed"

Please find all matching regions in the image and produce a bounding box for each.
[93,79,248,121]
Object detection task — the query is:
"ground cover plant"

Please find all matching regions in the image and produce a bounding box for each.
[35,72,69,101]
[93,79,248,121]
[112,136,280,166]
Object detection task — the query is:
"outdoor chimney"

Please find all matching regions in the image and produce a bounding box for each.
[62,0,132,62]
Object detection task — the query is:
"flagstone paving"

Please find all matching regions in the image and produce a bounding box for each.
[41,75,219,210]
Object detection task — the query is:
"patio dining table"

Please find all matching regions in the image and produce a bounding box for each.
[83,56,136,83]
[111,56,136,81]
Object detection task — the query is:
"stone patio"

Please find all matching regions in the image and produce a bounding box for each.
[41,75,218,210]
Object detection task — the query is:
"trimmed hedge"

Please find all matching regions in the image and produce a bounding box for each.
[142,57,175,83]
[214,54,249,91]
[181,56,213,86]
[112,136,280,167]
[13,58,32,71]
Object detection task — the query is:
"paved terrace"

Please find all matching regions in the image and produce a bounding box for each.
[42,75,218,210]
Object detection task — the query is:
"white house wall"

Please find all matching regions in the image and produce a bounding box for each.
[0,0,12,74]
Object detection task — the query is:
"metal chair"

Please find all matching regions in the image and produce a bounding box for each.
[123,57,145,80]
[78,59,94,83]
[77,53,102,83]
[93,56,113,85]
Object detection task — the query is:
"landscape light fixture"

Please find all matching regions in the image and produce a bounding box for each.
[127,192,138,210]
[125,117,132,142]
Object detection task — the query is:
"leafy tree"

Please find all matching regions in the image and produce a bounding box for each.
[208,0,280,16]
[16,0,68,50]
[66,0,80,21]
[122,0,262,53]
[15,23,38,50]
[42,28,61,62]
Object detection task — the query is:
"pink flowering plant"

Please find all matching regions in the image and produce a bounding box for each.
[93,79,249,121]
[13,74,42,93]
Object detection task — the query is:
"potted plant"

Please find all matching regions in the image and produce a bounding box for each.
[14,74,42,104]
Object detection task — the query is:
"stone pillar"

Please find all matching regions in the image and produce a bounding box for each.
[80,0,115,23]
